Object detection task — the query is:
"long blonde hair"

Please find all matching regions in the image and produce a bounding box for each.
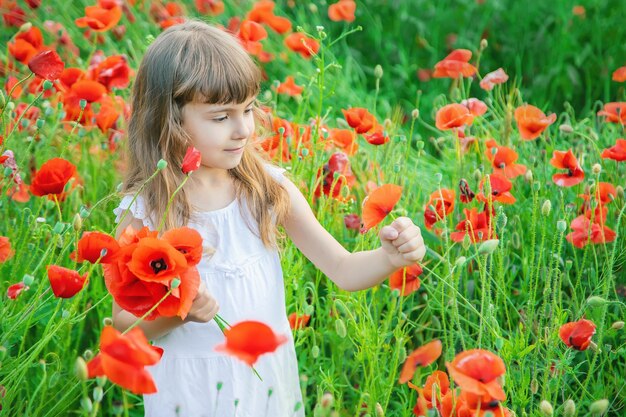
[123,19,290,248]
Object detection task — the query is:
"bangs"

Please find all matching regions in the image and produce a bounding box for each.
[172,22,261,106]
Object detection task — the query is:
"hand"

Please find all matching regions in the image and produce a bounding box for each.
[185,281,220,323]
[379,217,426,268]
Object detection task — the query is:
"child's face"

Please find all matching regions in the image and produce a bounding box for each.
[181,97,256,171]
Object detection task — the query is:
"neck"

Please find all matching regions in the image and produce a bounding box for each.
[186,166,232,190]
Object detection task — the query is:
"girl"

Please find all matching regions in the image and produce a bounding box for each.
[113,20,426,417]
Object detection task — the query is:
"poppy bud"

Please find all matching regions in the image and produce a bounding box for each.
[478,239,499,255]
[563,399,576,417]
[557,220,567,233]
[278,126,285,136]
[157,159,167,170]
[565,260,573,270]
[321,392,334,409]
[73,213,82,231]
[0,346,6,361]
[43,80,54,90]
[6,101,15,111]
[616,186,624,200]
[79,99,87,110]
[23,274,34,286]
[301,148,309,156]
[374,65,384,79]
[592,164,602,175]
[311,345,320,358]
[335,319,347,338]
[79,207,90,218]
[171,278,181,289]
[83,349,94,361]
[531,379,538,394]
[539,400,553,416]
[559,124,574,133]
[434,173,443,183]
[612,321,624,330]
[19,22,32,32]
[496,210,507,231]
[473,169,482,182]
[587,296,608,308]
[112,401,124,415]
[480,38,488,50]
[455,256,467,267]
[375,403,384,417]
[96,376,107,387]
[541,200,552,216]
[36,118,45,129]
[462,233,471,250]
[102,317,113,327]
[589,399,609,415]
[525,169,533,183]
[81,397,93,412]
[93,386,103,402]
[415,140,424,150]
[532,181,541,192]
[412,109,420,119]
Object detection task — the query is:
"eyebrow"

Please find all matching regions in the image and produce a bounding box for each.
[204,98,256,113]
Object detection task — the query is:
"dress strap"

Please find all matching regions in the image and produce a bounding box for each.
[113,194,155,229]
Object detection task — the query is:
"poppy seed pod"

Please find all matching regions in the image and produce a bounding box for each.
[102,317,113,326]
[374,65,383,79]
[19,21,32,32]
[480,38,488,50]
[335,319,347,338]
[23,274,34,286]
[478,239,499,255]
[530,378,538,394]
[542,200,552,216]
[75,357,88,381]
[559,124,574,133]
[93,386,104,402]
[156,159,167,170]
[540,400,553,416]
[612,321,624,330]
[81,397,93,412]
[473,169,482,182]
[592,164,602,175]
[563,399,576,417]
[375,403,384,417]
[557,220,567,233]
[524,169,533,182]
[412,109,420,119]
[586,296,608,308]
[321,392,334,409]
[589,399,609,415]
[616,186,624,200]
[311,345,320,358]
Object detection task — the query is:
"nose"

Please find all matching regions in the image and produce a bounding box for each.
[233,117,252,141]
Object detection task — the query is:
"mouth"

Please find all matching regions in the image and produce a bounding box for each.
[224,146,244,152]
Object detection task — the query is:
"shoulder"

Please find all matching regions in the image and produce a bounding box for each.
[113,194,156,230]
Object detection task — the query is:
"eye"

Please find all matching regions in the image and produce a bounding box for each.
[244,107,254,114]
[213,115,228,122]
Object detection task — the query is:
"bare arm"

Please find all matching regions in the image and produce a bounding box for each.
[281,177,426,292]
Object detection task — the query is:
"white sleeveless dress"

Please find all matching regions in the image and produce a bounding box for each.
[113,165,305,417]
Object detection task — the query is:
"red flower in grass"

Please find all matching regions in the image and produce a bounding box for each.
[71,231,120,264]
[288,313,311,330]
[455,390,513,417]
[435,104,474,130]
[47,265,88,298]
[363,125,390,145]
[477,174,516,205]
[7,282,28,300]
[247,0,292,34]
[447,349,506,404]
[238,20,268,55]
[559,319,596,351]
[450,208,494,243]
[409,370,450,417]
[314,152,356,200]
[597,102,626,125]
[276,76,303,96]
[565,216,616,248]
[215,321,288,366]
[87,326,163,394]
[75,1,122,32]
[361,184,402,232]
[579,182,616,223]
[195,0,225,15]
[399,340,442,384]
[433,49,477,79]
[0,236,14,263]
[285,33,320,58]
[480,68,509,91]
[328,0,356,22]
[342,107,376,134]
[613,66,626,82]
[458,179,475,204]
[601,138,626,162]
[344,213,361,230]
[324,128,358,156]
[104,226,201,320]
[514,105,556,140]
[30,158,77,200]
[182,146,202,174]
[88,54,132,91]
[28,50,65,81]
[424,188,455,230]
[389,263,423,296]
[461,98,487,117]
[485,139,527,179]
[550,149,584,187]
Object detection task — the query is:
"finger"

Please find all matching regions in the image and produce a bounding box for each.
[391,217,413,233]
[397,237,423,253]
[403,245,426,262]
[392,226,421,247]
[379,225,399,241]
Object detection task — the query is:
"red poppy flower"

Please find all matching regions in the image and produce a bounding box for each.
[450,208,494,243]
[461,98,487,117]
[47,265,88,298]
[458,179,475,204]
[161,227,203,266]
[566,216,616,248]
[578,182,616,223]
[485,139,527,179]
[27,50,65,81]
[410,370,450,416]
[597,102,626,125]
[285,33,320,58]
[361,184,402,232]
[344,213,361,230]
[314,152,356,200]
[480,68,509,91]
[433,49,477,79]
[215,321,288,366]
[601,138,626,161]
[8,26,43,63]
[75,2,122,32]
[477,174,516,205]
[424,188,455,230]
[0,236,14,263]
[514,105,556,140]
[127,238,189,284]
[247,0,292,34]
[87,326,163,394]
[613,66,626,82]
[446,349,506,403]
[181,146,202,174]
[389,263,423,296]
[71,231,120,264]
[325,128,358,156]
[30,158,77,199]
[342,107,376,134]
[88,55,132,91]
[435,104,474,130]
[276,76,303,96]
[2,1,26,27]
[559,318,596,351]
[363,125,390,145]
[195,0,224,15]
[70,79,107,103]
[238,19,268,55]
[399,340,442,383]
[7,282,28,300]
[550,149,585,187]
[94,96,120,133]
[288,313,311,330]
[455,391,513,417]
[328,0,356,22]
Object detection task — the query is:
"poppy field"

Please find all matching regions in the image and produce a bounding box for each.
[2,1,626,416]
